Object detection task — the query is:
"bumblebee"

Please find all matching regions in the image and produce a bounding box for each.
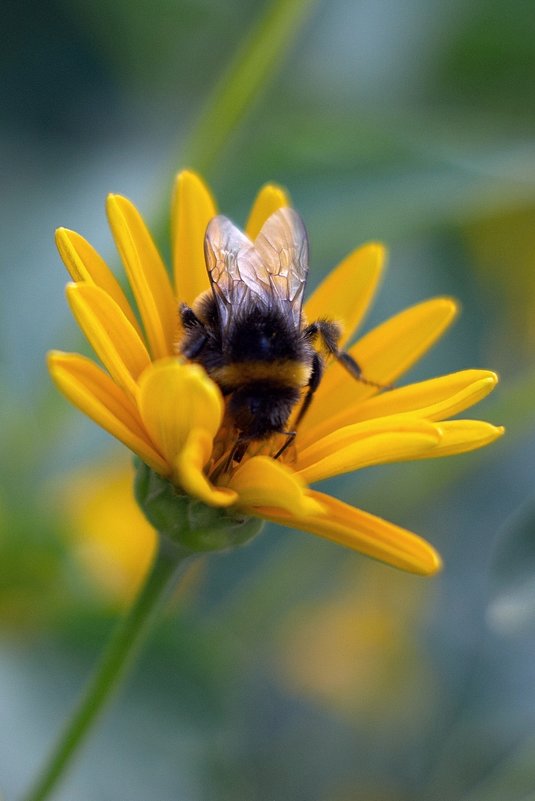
[179,207,369,464]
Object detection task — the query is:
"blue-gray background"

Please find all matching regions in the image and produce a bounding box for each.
[2,1,535,799]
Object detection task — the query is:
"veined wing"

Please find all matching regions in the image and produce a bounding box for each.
[204,215,265,330]
[253,207,309,326]
[204,207,309,331]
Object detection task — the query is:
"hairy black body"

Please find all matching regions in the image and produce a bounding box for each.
[180,294,312,440]
[177,208,366,464]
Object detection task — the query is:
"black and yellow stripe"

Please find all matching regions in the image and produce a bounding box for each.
[211,359,311,390]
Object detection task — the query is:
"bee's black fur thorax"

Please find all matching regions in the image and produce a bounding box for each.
[177,207,371,461]
[179,294,317,442]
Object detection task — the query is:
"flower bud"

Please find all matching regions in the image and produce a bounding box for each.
[133,460,263,552]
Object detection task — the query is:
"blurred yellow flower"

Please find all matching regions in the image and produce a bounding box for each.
[465,205,535,348]
[62,458,156,603]
[49,171,503,576]
[61,457,206,604]
[276,562,437,725]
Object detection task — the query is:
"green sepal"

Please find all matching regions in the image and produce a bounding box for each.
[133,459,263,553]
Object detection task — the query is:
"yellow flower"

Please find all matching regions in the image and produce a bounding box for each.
[60,459,157,603]
[276,562,437,724]
[48,171,503,576]
[60,456,206,605]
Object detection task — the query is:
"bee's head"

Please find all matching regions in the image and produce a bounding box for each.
[228,384,301,441]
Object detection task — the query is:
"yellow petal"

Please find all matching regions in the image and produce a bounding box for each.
[227,456,323,516]
[172,170,216,305]
[296,418,442,484]
[304,243,385,348]
[175,428,237,507]
[107,194,176,359]
[300,370,498,447]
[245,183,290,240]
[47,351,167,474]
[138,360,223,467]
[259,491,442,576]
[420,420,505,459]
[66,283,151,398]
[55,227,142,336]
[302,297,458,434]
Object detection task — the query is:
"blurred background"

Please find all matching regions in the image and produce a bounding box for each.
[2,0,535,798]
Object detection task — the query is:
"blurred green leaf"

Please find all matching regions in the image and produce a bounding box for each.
[436,0,535,117]
[152,0,320,239]
[460,734,535,801]
[181,0,320,175]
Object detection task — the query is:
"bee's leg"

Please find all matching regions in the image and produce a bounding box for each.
[273,351,323,459]
[336,351,392,390]
[179,303,209,359]
[337,350,362,380]
[271,352,323,462]
[273,430,297,460]
[179,303,202,328]
[305,319,391,390]
[293,351,323,430]
[303,319,340,352]
[224,438,248,472]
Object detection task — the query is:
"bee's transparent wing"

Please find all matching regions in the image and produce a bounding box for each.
[204,216,263,330]
[253,207,309,326]
[204,208,309,330]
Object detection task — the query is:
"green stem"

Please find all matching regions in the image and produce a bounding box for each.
[181,0,319,175]
[22,537,192,801]
[151,0,318,249]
